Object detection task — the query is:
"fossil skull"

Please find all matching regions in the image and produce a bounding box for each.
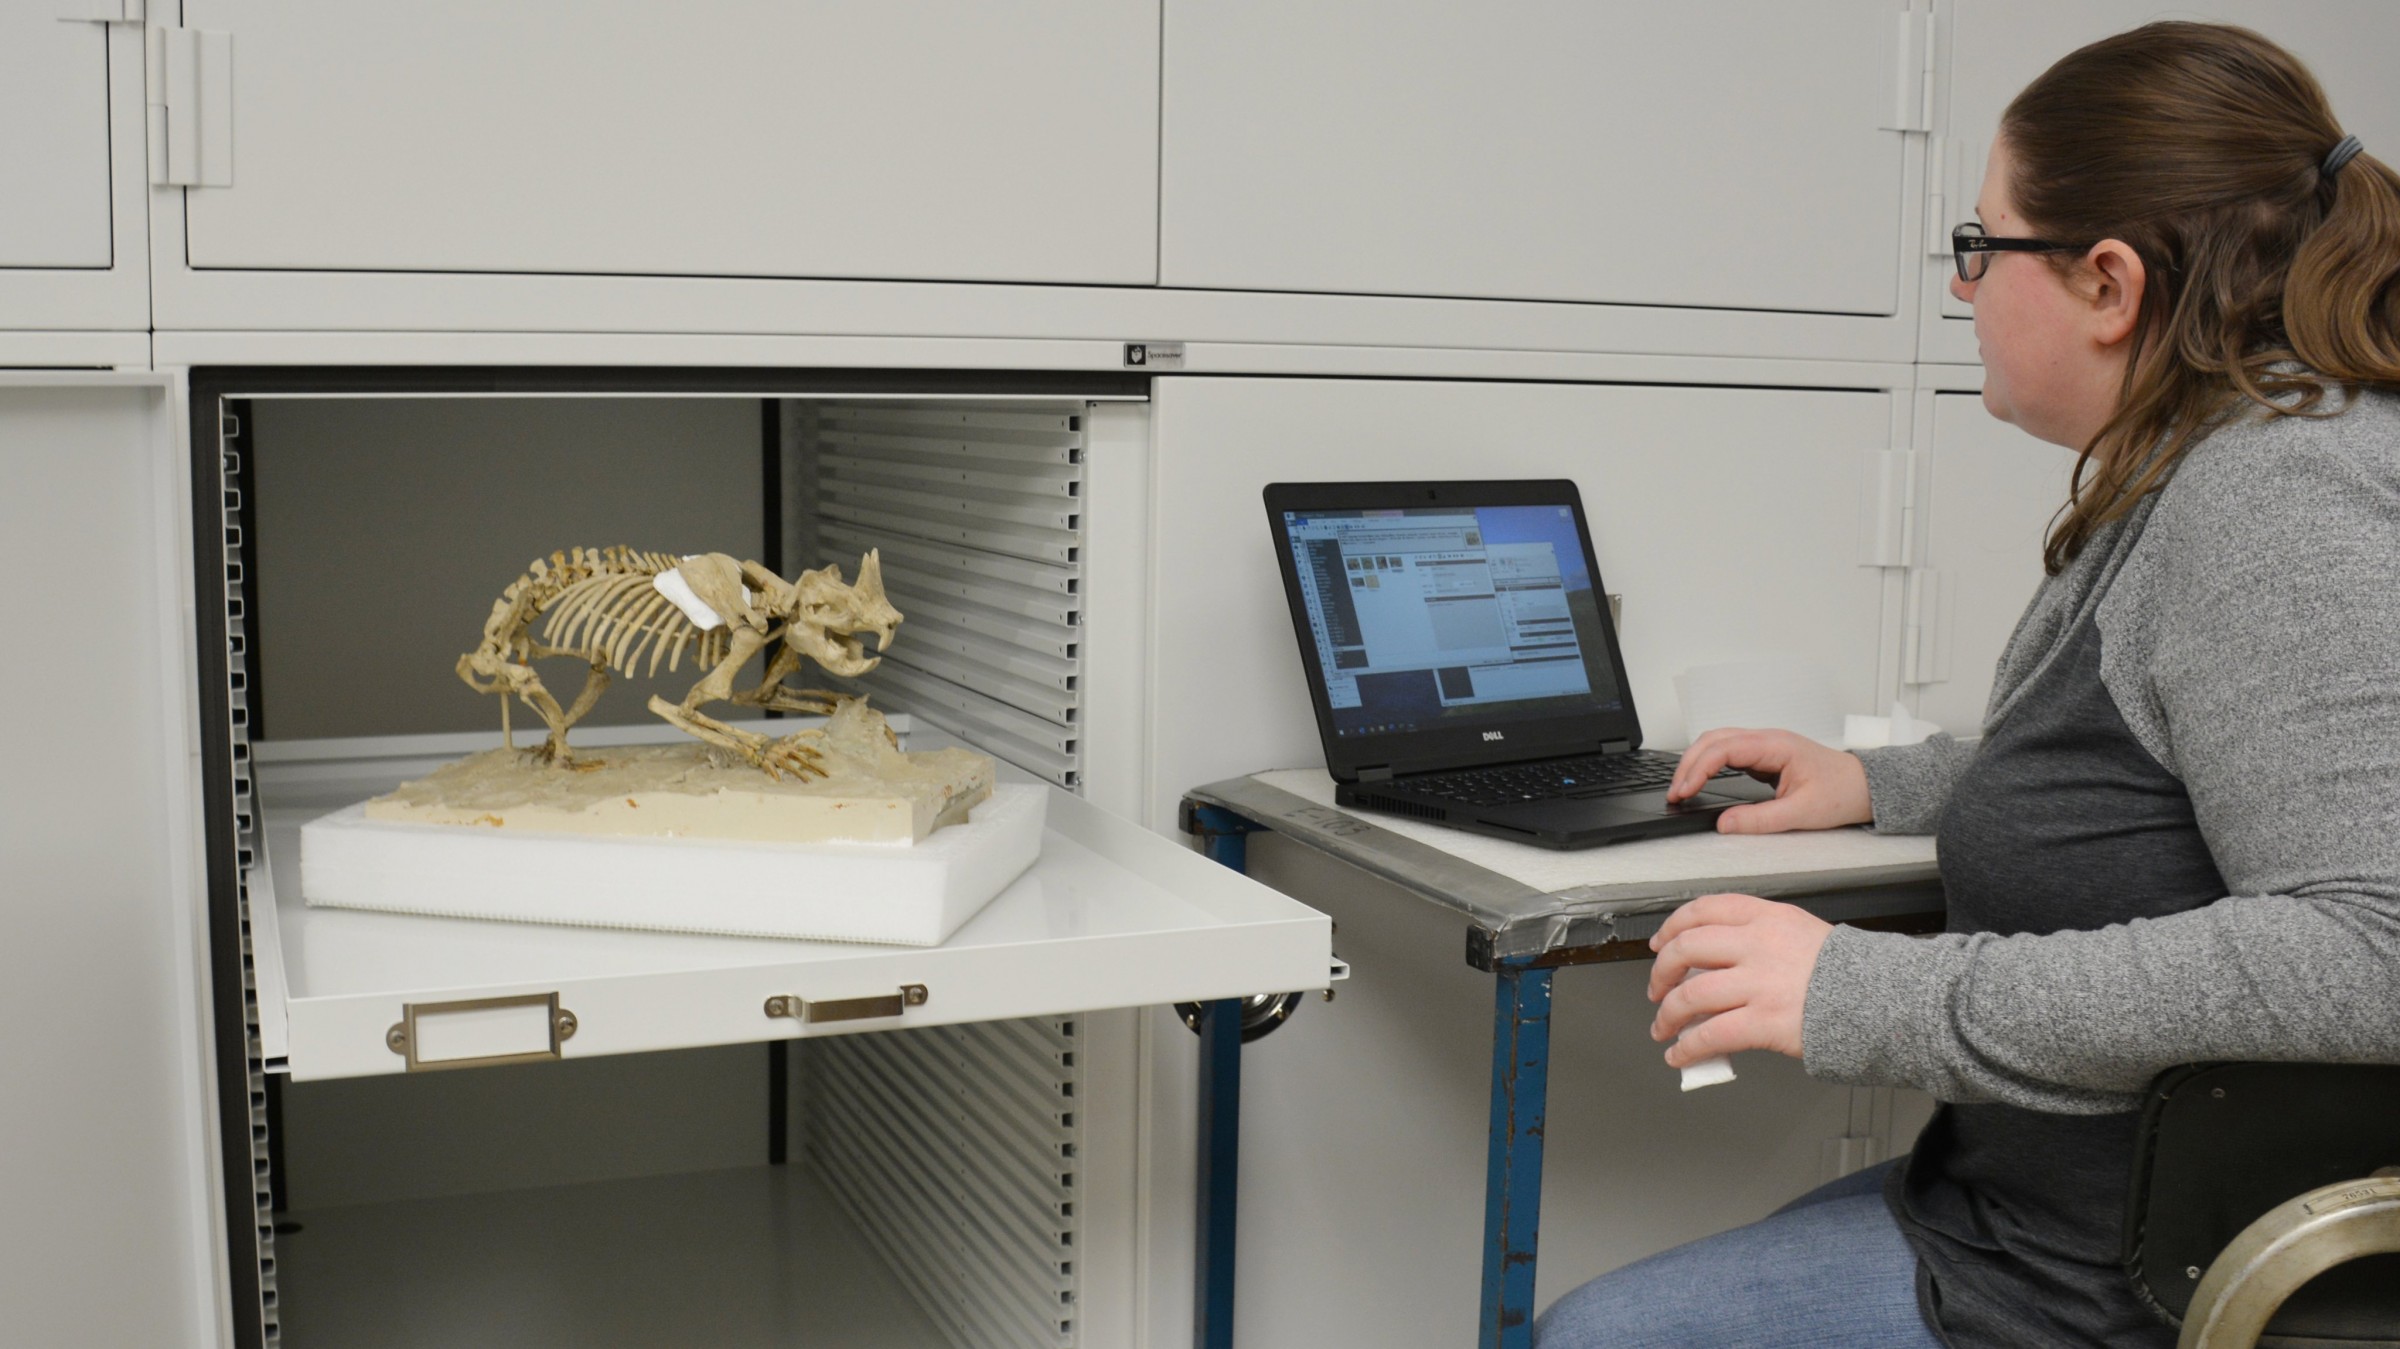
[786,551,902,676]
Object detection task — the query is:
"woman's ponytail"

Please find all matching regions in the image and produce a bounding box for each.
[2286,148,2400,381]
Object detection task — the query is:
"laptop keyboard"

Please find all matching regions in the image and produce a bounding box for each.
[1400,751,1743,807]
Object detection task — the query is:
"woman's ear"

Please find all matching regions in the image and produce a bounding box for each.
[2084,239,2147,348]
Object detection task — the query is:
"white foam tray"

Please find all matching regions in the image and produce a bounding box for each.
[300,783,1046,946]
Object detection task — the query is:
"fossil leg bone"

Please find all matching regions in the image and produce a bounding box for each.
[646,695,826,780]
[455,647,581,763]
[521,644,615,764]
[647,624,826,779]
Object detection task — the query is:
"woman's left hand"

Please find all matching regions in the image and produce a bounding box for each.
[1647,893,1835,1067]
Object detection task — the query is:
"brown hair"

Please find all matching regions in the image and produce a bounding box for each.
[1999,21,2400,573]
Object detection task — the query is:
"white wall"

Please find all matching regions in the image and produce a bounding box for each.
[282,1046,767,1210]
[249,397,760,739]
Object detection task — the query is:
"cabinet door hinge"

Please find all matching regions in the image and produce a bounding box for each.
[146,24,233,188]
[1902,569,1950,685]
[1927,135,1986,255]
[1857,448,1917,568]
[55,0,144,21]
[1881,10,1934,134]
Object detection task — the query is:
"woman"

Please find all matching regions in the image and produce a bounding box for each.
[1537,22,2400,1349]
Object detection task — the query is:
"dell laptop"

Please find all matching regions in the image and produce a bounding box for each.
[1264,479,1773,849]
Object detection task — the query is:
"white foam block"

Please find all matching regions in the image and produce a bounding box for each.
[1673,967,1737,1091]
[1680,1055,1737,1092]
[301,782,1046,946]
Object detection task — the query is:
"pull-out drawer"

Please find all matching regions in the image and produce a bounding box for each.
[253,736,1335,1081]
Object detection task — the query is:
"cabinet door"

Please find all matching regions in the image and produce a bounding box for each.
[177,0,1159,285]
[1146,377,1896,832]
[1909,389,2076,735]
[1925,1,2400,359]
[1161,0,1910,313]
[0,383,212,1346]
[0,9,110,269]
[0,12,147,329]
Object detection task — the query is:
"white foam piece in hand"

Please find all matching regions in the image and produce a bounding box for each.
[1680,1055,1737,1091]
[1670,966,1738,1091]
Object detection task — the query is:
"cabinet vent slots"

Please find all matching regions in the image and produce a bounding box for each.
[217,424,282,1346]
[804,1016,1083,1349]
[787,399,1085,788]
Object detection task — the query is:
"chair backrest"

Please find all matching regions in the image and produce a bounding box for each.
[2128,1063,2400,1345]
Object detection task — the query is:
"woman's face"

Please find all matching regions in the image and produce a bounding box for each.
[1951,138,2136,450]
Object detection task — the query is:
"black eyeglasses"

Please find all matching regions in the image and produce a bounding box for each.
[1951,222,2090,282]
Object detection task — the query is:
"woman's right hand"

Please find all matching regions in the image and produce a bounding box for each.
[1667,728,1874,835]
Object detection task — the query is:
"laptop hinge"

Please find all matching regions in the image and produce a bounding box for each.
[1358,765,1394,783]
[1600,739,1634,755]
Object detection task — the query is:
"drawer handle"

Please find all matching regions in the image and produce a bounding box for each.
[385,992,578,1072]
[764,984,929,1025]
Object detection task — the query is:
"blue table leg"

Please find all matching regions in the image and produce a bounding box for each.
[1189,802,1257,874]
[1480,962,1555,1349]
[1195,996,1243,1349]
[1183,802,1263,1349]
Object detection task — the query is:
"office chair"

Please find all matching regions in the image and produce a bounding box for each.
[2126,1063,2400,1349]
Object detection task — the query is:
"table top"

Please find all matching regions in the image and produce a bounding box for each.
[1186,770,1942,964]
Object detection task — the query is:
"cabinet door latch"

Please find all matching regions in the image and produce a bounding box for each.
[765,985,930,1025]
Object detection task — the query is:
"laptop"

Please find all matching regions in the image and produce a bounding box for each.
[1264,479,1774,849]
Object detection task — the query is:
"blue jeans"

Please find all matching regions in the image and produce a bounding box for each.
[1533,1159,1944,1349]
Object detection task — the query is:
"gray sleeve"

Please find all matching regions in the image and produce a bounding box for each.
[1803,414,2400,1113]
[1854,735,1979,835]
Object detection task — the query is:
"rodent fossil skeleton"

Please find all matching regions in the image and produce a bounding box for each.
[456,546,902,779]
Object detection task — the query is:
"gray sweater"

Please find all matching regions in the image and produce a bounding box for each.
[1804,387,2400,1113]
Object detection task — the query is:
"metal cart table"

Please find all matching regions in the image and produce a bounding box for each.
[1182,769,1946,1349]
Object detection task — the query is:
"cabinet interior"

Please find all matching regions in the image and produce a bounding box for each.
[206,375,1134,1349]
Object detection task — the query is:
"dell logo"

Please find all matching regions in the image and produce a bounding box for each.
[1482,731,1506,742]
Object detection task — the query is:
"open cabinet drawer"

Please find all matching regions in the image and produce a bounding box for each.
[171,369,1314,1349]
[251,736,1338,1081]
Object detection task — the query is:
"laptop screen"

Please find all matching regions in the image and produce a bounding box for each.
[1279,502,1629,741]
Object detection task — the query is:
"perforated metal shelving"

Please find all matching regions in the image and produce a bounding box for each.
[790,400,1088,789]
[806,1016,1083,1349]
[216,403,283,1346]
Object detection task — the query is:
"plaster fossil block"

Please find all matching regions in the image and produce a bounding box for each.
[365,699,995,846]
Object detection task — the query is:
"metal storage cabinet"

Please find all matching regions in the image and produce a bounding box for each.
[134,2,1936,367]
[157,0,1158,286]
[0,7,150,336]
[1160,0,1916,316]
[1919,1,2400,362]
[0,371,1340,1349]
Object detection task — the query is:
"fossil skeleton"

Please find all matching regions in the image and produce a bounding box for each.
[456,546,903,779]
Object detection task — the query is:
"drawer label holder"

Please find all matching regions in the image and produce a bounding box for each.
[765,984,930,1025]
[385,992,579,1072]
